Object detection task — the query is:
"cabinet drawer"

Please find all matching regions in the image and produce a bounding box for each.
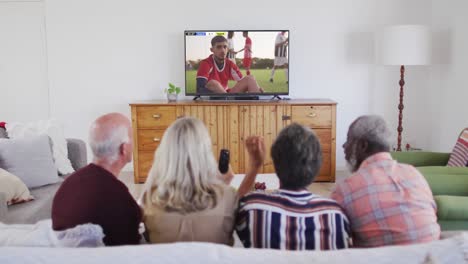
[291,106,332,128]
[138,151,154,180]
[137,130,166,151]
[136,106,176,129]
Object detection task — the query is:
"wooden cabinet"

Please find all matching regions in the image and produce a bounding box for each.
[130,99,336,184]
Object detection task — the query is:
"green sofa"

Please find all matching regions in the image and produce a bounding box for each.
[391,151,468,231]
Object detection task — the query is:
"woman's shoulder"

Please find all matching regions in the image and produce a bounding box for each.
[216,184,238,204]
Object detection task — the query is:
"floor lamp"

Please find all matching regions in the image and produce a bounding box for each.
[380,25,431,151]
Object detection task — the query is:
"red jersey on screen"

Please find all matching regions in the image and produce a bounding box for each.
[197,55,243,90]
[244,37,252,58]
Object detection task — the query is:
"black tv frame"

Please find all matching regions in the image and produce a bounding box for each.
[184,30,290,99]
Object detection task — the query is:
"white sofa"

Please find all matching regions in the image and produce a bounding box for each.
[0,232,467,264]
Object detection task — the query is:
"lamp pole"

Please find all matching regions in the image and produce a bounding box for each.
[397,65,405,151]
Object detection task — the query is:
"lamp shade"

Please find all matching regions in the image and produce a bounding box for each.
[380,25,431,65]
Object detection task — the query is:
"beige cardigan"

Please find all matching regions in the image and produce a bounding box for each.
[143,185,238,245]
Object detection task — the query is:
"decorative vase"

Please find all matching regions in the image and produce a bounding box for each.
[167,93,178,102]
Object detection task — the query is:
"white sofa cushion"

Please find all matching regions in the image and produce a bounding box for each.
[0,135,61,188]
[6,120,74,175]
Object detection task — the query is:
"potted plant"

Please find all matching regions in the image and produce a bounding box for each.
[164,82,181,102]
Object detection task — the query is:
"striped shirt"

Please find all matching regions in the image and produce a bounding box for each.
[275,33,288,57]
[235,189,351,250]
[331,152,441,247]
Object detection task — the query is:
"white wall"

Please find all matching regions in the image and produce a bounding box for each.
[426,0,468,151]
[0,0,49,122]
[2,0,438,171]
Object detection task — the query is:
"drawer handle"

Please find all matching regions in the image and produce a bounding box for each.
[153,138,161,142]
[307,113,317,118]
[152,114,161,119]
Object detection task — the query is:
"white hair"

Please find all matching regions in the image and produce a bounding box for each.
[350,115,392,150]
[346,115,392,172]
[141,117,221,213]
[89,123,129,162]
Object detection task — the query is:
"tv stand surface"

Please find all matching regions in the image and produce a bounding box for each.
[209,96,260,101]
[194,95,286,101]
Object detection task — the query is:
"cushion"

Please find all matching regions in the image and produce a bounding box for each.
[417,167,468,196]
[0,219,104,247]
[434,195,468,220]
[447,128,468,167]
[55,223,105,247]
[0,219,54,247]
[6,120,74,175]
[0,168,34,205]
[0,134,61,188]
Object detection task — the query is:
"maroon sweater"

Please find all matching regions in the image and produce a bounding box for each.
[52,164,142,246]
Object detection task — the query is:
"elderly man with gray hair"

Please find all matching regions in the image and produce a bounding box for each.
[331,115,440,248]
[52,113,142,246]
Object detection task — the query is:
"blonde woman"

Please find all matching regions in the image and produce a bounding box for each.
[140,117,264,245]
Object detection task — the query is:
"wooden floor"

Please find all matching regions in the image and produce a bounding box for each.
[120,171,349,200]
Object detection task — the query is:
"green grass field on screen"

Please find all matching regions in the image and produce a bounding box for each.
[185,69,288,94]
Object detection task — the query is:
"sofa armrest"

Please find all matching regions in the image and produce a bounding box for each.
[66,138,87,171]
[391,151,450,167]
[0,192,7,221]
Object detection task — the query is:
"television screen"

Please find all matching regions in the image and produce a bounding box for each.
[185,30,289,96]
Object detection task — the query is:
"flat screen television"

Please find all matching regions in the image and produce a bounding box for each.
[185,30,289,99]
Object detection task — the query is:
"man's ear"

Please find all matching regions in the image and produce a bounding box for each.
[119,143,126,155]
[210,47,214,53]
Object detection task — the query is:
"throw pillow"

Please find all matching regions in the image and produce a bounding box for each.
[55,223,105,247]
[0,134,62,188]
[0,219,105,247]
[0,168,34,205]
[447,128,468,167]
[0,220,54,247]
[6,119,74,175]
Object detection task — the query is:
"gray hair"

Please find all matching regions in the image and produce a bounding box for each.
[89,123,129,162]
[349,115,392,152]
[141,117,220,213]
[271,123,322,190]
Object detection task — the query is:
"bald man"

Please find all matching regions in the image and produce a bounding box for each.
[52,113,142,246]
